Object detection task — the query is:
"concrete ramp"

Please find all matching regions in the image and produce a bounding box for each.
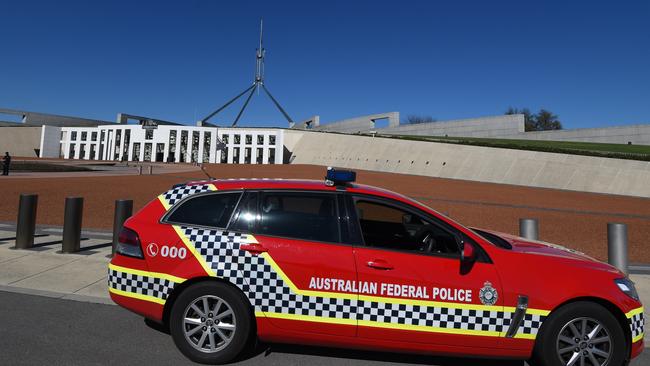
[287,130,650,198]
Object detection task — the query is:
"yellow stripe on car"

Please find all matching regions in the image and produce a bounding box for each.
[108,263,187,284]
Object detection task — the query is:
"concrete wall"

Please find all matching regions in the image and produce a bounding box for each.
[308,112,400,133]
[0,127,42,157]
[39,125,62,158]
[514,124,650,145]
[377,114,525,137]
[287,131,650,198]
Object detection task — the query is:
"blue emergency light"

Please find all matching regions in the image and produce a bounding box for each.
[325,167,356,186]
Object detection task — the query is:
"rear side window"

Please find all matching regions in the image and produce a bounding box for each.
[165,192,241,228]
[257,192,340,243]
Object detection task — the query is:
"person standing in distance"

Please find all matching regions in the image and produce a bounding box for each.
[2,152,11,176]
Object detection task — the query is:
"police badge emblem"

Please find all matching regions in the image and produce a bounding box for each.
[479,281,498,305]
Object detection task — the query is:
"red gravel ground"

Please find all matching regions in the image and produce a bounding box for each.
[1,163,649,263]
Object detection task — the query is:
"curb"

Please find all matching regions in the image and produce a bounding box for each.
[0,284,115,305]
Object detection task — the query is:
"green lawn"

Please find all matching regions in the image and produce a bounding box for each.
[372,134,650,161]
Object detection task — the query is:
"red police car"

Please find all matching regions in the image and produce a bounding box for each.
[109,168,644,365]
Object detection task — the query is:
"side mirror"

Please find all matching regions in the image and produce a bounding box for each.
[461,241,477,263]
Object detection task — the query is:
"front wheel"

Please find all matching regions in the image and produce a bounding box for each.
[169,282,252,364]
[531,301,627,366]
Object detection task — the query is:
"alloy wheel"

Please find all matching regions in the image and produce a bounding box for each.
[556,317,612,366]
[182,295,236,353]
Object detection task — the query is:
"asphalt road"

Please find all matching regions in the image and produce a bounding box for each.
[0,291,646,366]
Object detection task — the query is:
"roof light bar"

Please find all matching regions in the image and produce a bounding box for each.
[325,167,356,186]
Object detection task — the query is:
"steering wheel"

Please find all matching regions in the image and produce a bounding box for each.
[414,225,439,253]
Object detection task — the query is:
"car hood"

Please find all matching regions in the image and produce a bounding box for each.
[477,229,620,272]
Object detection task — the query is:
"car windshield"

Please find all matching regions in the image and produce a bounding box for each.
[469,228,513,249]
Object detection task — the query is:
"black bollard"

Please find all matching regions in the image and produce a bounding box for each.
[15,194,38,249]
[62,197,84,253]
[112,199,133,255]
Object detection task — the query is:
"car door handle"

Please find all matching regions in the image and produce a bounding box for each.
[367,259,394,270]
[240,244,268,254]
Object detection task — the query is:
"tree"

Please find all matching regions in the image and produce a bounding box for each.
[405,115,436,124]
[535,109,563,131]
[505,107,562,132]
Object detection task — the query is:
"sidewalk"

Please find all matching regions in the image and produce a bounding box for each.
[0,226,648,347]
[0,227,112,304]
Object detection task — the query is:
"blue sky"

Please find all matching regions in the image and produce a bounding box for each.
[0,0,648,128]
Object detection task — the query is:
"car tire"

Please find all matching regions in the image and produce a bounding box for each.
[531,301,627,366]
[169,281,252,364]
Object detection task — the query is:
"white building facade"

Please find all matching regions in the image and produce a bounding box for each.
[39,124,285,164]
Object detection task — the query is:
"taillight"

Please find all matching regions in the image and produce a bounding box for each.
[116,227,144,259]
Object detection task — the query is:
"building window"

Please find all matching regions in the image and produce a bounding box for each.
[132,143,141,161]
[91,132,97,141]
[245,134,252,144]
[156,143,164,162]
[203,132,211,163]
[256,147,263,164]
[69,144,76,158]
[268,148,275,164]
[145,129,154,140]
[180,130,188,162]
[234,135,241,144]
[122,130,131,159]
[71,131,77,141]
[114,130,122,160]
[269,135,276,145]
[233,147,240,164]
[90,144,96,160]
[220,148,228,163]
[168,130,177,162]
[100,130,105,142]
[81,132,87,141]
[257,135,264,144]
[144,143,152,161]
[221,134,229,144]
[191,131,200,163]
[60,131,67,141]
[244,147,251,164]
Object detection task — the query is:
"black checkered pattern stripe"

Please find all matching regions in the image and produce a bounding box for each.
[630,312,644,340]
[517,313,546,336]
[181,226,357,321]
[179,224,552,336]
[162,183,214,206]
[108,268,177,301]
[358,300,509,332]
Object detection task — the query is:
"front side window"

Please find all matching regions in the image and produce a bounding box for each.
[354,199,459,256]
[257,192,339,243]
[165,192,242,228]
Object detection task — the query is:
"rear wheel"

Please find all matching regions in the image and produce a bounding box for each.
[531,301,627,366]
[170,282,252,364]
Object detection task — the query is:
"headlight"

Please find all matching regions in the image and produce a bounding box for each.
[615,278,639,301]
